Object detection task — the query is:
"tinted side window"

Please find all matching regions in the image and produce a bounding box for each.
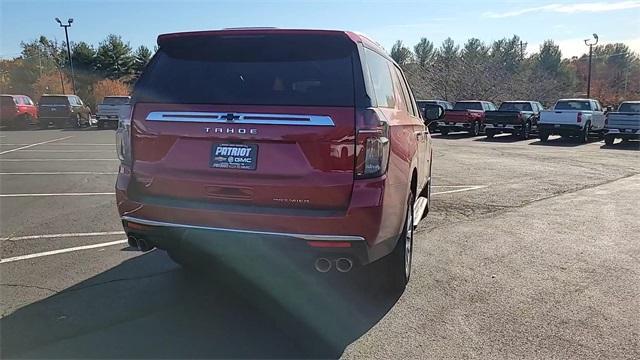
[364,48,395,108]
[390,65,411,114]
[396,66,418,117]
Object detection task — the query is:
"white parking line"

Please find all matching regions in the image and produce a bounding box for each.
[0,192,114,197]
[432,185,486,188]
[18,149,113,152]
[0,240,128,264]
[0,231,125,241]
[0,136,74,155]
[1,143,112,146]
[0,159,117,161]
[0,172,118,175]
[432,185,487,195]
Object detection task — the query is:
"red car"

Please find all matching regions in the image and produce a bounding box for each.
[0,94,38,129]
[116,29,444,289]
[438,100,496,136]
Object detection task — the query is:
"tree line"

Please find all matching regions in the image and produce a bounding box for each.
[1,33,639,110]
[0,34,152,109]
[391,36,640,106]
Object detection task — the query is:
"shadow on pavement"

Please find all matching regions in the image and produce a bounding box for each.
[601,141,640,151]
[432,132,476,140]
[0,241,400,359]
[528,136,602,147]
[474,134,528,143]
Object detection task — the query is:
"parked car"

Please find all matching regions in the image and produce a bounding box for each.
[38,94,92,128]
[438,100,496,136]
[115,28,444,290]
[0,94,38,129]
[417,100,452,132]
[96,96,131,129]
[485,101,544,139]
[604,101,640,145]
[538,98,606,143]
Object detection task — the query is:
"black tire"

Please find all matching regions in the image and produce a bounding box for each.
[97,121,104,129]
[385,190,414,292]
[486,130,495,139]
[73,114,82,128]
[579,122,590,143]
[539,131,549,142]
[470,121,480,136]
[521,121,531,140]
[604,136,615,146]
[440,128,449,136]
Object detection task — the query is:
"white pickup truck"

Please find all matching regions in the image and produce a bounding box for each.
[604,101,640,146]
[538,98,606,143]
[96,96,131,129]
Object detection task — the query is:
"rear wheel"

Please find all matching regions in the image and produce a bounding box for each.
[73,114,82,128]
[385,190,414,292]
[604,135,615,146]
[579,122,590,143]
[521,121,531,140]
[440,128,449,136]
[470,121,480,136]
[97,120,104,129]
[539,131,549,142]
[486,130,495,139]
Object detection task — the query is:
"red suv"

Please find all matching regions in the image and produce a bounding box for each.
[0,94,38,129]
[116,29,443,288]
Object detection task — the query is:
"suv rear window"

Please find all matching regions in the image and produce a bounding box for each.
[134,34,356,107]
[555,100,591,111]
[453,102,482,111]
[1,96,16,106]
[40,96,70,105]
[499,102,532,111]
[103,97,130,105]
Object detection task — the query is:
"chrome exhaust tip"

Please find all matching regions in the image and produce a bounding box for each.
[127,235,138,248]
[314,258,332,273]
[130,235,154,252]
[335,258,353,273]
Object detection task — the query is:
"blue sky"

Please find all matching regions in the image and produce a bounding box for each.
[1,0,639,59]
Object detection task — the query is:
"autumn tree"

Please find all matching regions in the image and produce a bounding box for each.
[32,72,72,97]
[92,79,130,105]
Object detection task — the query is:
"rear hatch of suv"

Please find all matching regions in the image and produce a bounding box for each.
[39,96,71,119]
[0,96,17,122]
[129,31,360,212]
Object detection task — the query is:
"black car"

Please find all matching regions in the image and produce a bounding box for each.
[417,100,453,132]
[38,94,92,128]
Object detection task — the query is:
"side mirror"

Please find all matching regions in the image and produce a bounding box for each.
[423,104,445,122]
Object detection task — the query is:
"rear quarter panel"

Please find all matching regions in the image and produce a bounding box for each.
[375,80,421,245]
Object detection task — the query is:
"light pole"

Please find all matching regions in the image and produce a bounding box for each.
[584,33,598,98]
[55,17,76,94]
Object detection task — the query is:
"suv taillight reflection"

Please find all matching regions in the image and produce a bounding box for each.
[355,108,390,179]
[116,107,133,165]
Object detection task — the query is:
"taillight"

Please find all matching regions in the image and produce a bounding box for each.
[355,108,390,179]
[116,106,133,165]
[577,112,583,123]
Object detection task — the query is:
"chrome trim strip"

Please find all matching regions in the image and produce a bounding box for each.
[122,215,364,242]
[145,111,335,126]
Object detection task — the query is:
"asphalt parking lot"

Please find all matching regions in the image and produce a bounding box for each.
[1,128,639,359]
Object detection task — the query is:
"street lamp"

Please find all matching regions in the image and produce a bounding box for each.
[55,17,76,94]
[584,33,599,98]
